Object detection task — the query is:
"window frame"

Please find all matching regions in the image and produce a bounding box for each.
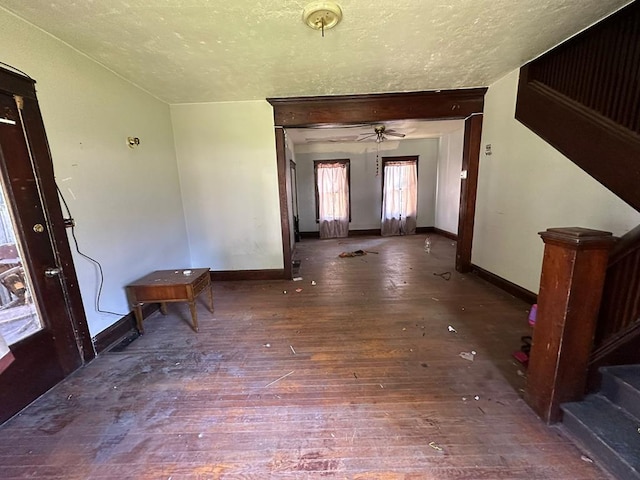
[313,159,351,224]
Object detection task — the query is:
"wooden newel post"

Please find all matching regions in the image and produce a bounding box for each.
[525,227,615,424]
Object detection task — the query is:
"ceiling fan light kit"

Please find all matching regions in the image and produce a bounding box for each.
[303,1,343,36]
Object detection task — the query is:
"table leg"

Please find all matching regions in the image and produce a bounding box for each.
[207,284,214,313]
[133,303,144,334]
[160,302,168,315]
[189,301,199,332]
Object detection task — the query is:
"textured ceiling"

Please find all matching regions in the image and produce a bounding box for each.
[0,0,631,104]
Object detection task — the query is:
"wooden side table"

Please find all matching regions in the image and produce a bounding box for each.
[126,268,213,334]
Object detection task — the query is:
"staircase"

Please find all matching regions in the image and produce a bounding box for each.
[561,365,640,480]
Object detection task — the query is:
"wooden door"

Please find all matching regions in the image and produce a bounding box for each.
[0,68,93,424]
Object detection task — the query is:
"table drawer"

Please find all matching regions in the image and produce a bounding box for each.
[191,271,210,295]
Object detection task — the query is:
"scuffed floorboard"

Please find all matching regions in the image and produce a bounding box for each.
[0,235,612,479]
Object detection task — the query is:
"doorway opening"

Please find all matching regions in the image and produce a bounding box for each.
[268,89,487,278]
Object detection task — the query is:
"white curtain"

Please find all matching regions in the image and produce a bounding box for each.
[317,162,349,239]
[381,161,418,236]
[0,332,14,374]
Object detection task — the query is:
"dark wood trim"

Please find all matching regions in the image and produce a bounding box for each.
[525,227,615,423]
[456,114,483,273]
[590,320,640,368]
[348,229,380,236]
[0,352,14,375]
[587,320,640,391]
[274,128,292,280]
[608,223,640,266]
[23,96,95,365]
[516,68,640,212]
[433,227,457,241]
[268,90,486,283]
[92,304,159,354]
[210,269,286,281]
[302,228,454,238]
[267,89,487,127]
[471,264,537,305]
[0,69,37,99]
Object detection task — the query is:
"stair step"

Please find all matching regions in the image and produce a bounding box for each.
[601,365,640,421]
[562,394,640,480]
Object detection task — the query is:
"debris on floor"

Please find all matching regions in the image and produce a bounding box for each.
[433,271,452,281]
[290,345,296,355]
[293,277,303,281]
[513,335,532,366]
[428,441,443,451]
[528,303,538,326]
[311,280,316,286]
[580,455,593,463]
[448,325,457,333]
[264,370,295,388]
[295,288,303,293]
[459,351,476,361]
[339,250,367,258]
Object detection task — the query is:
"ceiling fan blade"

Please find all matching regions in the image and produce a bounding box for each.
[357,133,377,141]
[385,131,406,138]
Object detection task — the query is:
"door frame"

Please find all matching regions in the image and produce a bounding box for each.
[0,67,93,422]
[268,89,487,278]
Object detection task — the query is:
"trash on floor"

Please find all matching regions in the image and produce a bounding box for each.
[339,250,367,257]
[290,345,296,355]
[448,325,457,333]
[580,455,593,463]
[528,304,538,326]
[433,271,452,281]
[512,335,532,366]
[293,277,303,281]
[459,351,476,361]
[264,370,295,388]
[295,288,303,293]
[428,441,443,451]
[311,280,317,286]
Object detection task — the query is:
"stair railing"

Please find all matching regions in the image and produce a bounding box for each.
[589,224,640,372]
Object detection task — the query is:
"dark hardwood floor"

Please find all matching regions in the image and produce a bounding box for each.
[0,235,612,479]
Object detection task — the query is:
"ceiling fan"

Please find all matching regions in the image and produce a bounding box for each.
[358,124,406,143]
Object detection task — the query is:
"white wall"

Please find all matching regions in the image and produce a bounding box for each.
[294,139,439,232]
[474,69,640,293]
[435,127,465,235]
[170,101,283,271]
[0,8,190,336]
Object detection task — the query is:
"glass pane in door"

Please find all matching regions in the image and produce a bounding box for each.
[0,180,43,345]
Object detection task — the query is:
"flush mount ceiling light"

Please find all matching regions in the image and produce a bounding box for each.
[302,1,343,37]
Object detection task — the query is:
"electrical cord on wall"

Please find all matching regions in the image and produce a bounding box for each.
[56,184,127,317]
